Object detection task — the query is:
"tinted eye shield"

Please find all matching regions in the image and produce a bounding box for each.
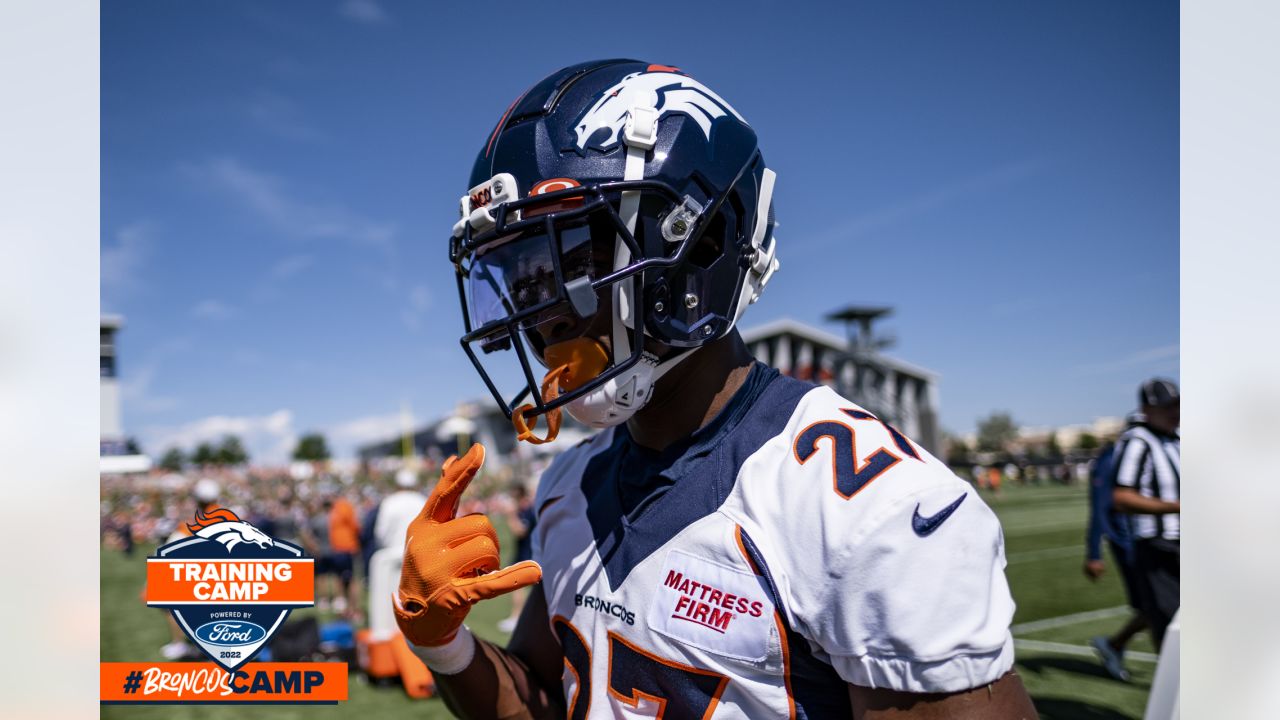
[451,179,712,419]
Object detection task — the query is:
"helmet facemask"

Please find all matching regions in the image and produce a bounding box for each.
[450,61,780,444]
[454,178,709,440]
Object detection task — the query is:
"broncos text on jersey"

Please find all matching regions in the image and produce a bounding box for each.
[531,363,1015,719]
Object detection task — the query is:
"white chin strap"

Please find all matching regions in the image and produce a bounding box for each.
[566,104,694,429]
[563,350,686,429]
[567,108,780,430]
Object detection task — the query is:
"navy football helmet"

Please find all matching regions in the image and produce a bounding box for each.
[450,59,779,438]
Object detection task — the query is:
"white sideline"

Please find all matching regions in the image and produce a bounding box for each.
[1011,605,1131,634]
[1014,638,1159,664]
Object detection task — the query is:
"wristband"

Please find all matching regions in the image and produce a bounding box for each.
[411,625,476,675]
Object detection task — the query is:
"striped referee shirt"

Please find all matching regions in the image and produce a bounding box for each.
[1112,424,1180,541]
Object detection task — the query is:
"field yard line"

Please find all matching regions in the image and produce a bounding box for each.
[1011,605,1131,634]
[1006,545,1080,565]
[1014,638,1159,664]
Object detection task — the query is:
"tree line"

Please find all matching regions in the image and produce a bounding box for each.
[154,432,333,471]
[946,411,1103,466]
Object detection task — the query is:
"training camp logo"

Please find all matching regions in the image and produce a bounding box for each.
[146,508,314,672]
[574,69,746,152]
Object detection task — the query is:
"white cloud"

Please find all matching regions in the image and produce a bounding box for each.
[144,409,297,464]
[190,157,398,250]
[339,0,389,24]
[326,412,404,456]
[101,221,153,307]
[191,299,234,319]
[1073,343,1181,376]
[252,253,317,303]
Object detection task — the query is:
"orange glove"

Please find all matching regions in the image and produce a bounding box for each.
[394,444,542,647]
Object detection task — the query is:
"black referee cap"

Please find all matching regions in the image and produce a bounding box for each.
[1139,378,1179,408]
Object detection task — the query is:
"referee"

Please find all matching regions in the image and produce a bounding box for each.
[1111,378,1181,649]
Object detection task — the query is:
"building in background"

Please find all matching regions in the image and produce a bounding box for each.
[101,315,124,451]
[101,315,151,474]
[742,308,942,455]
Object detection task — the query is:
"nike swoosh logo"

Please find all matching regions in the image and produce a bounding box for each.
[912,493,968,537]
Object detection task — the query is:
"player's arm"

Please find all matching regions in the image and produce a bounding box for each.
[1082,468,1109,578]
[427,581,565,719]
[1112,487,1180,515]
[1084,475,1105,561]
[770,469,1031,714]
[849,670,1037,719]
[395,444,563,720]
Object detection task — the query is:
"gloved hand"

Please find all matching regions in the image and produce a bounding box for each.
[394,444,542,647]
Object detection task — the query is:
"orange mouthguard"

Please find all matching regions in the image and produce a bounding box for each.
[511,338,609,444]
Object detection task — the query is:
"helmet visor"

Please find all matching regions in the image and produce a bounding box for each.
[465,216,612,331]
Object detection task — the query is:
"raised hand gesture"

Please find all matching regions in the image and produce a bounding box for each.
[394,444,542,647]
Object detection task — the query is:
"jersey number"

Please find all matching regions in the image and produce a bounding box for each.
[554,616,730,719]
[793,409,921,499]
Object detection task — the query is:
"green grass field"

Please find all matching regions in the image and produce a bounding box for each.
[102,483,1155,718]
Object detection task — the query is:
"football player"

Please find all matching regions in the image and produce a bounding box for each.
[396,59,1037,718]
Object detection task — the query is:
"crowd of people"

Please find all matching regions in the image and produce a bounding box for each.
[965,460,1093,495]
[102,379,1178,686]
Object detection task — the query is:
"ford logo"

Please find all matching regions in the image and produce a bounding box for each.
[194,621,267,646]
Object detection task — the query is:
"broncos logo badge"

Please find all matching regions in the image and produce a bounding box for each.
[188,507,275,552]
[574,70,745,152]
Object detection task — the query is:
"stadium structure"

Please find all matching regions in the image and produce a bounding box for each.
[741,309,941,455]
[101,315,151,473]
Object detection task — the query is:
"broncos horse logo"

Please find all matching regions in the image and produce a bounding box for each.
[188,507,274,552]
[574,70,745,152]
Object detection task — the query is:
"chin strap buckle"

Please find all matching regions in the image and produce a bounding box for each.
[623,106,659,150]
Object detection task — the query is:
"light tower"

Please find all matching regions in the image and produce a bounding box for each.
[825,305,896,359]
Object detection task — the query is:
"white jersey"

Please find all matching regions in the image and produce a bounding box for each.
[531,365,1015,718]
[375,489,428,551]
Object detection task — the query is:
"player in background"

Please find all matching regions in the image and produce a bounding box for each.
[395,60,1037,718]
[367,469,429,644]
[1083,413,1147,681]
[328,494,362,619]
[1111,378,1180,650]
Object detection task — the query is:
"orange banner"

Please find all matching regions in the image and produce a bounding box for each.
[100,662,347,703]
[146,559,314,605]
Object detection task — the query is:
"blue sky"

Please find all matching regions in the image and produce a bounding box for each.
[102,0,1178,462]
